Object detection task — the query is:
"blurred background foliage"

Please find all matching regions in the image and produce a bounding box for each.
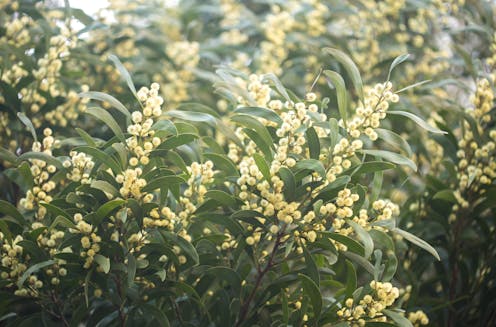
[0,0,495,326]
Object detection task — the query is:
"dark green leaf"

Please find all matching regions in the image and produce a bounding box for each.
[85,107,125,142]
[78,91,130,119]
[298,273,322,319]
[323,47,364,100]
[360,149,416,172]
[17,260,56,288]
[388,110,447,134]
[393,228,440,260]
[348,220,374,259]
[323,70,348,127]
[17,112,37,142]
[94,254,110,274]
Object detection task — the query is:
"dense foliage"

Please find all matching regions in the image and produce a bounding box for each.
[0,1,495,326]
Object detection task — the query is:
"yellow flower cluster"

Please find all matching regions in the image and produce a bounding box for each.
[162,41,200,103]
[408,310,429,326]
[71,213,102,269]
[63,151,95,184]
[348,82,399,140]
[44,87,90,127]
[1,15,32,47]
[450,79,496,213]
[450,78,496,220]
[258,6,295,75]
[21,30,77,117]
[19,129,59,219]
[143,206,177,229]
[178,161,216,224]
[128,83,164,166]
[116,168,149,201]
[337,281,400,324]
[0,235,27,289]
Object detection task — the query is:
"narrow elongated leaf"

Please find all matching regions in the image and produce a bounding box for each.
[348,220,374,259]
[306,127,320,159]
[49,215,76,230]
[262,73,291,103]
[393,228,440,260]
[387,54,410,81]
[78,91,130,119]
[204,153,239,177]
[17,260,56,288]
[91,180,119,197]
[166,110,216,126]
[232,114,274,149]
[350,161,396,177]
[108,54,137,97]
[141,175,185,192]
[160,231,199,265]
[0,147,17,164]
[322,232,364,256]
[127,253,136,286]
[234,107,282,125]
[92,199,125,225]
[295,159,326,178]
[324,70,348,127]
[17,112,37,142]
[323,47,363,100]
[94,254,110,274]
[278,167,296,201]
[0,200,27,226]
[242,128,273,160]
[206,266,242,295]
[85,107,125,142]
[17,152,64,170]
[383,309,414,327]
[302,244,320,286]
[375,128,413,157]
[76,128,98,147]
[74,146,122,174]
[388,110,447,134]
[205,190,238,207]
[345,260,357,297]
[40,202,72,220]
[361,149,416,171]
[252,153,271,182]
[298,273,322,319]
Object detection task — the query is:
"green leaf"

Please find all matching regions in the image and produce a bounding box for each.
[295,159,326,178]
[91,180,119,198]
[85,107,125,142]
[206,266,242,295]
[393,228,440,260]
[323,47,364,100]
[0,147,17,164]
[78,91,130,119]
[204,153,239,177]
[205,190,238,207]
[141,175,185,193]
[160,231,199,266]
[322,232,364,256]
[278,167,296,201]
[395,80,431,94]
[142,304,171,327]
[231,114,274,150]
[17,260,56,288]
[350,161,396,177]
[360,149,416,172]
[387,54,410,81]
[433,189,457,203]
[329,118,339,150]
[0,200,27,226]
[375,129,413,157]
[242,128,273,160]
[262,73,291,103]
[302,244,320,286]
[348,220,374,259]
[76,128,98,147]
[323,70,348,127]
[94,254,110,274]
[108,54,137,97]
[382,251,398,282]
[345,260,357,297]
[49,215,76,230]
[166,110,216,126]
[343,252,375,275]
[306,127,320,159]
[17,152,65,171]
[92,199,126,225]
[17,112,37,142]
[197,213,244,234]
[298,273,322,319]
[234,107,282,125]
[74,146,122,174]
[127,253,136,286]
[388,111,447,134]
[250,153,270,183]
[151,119,177,136]
[158,134,198,151]
[383,309,413,327]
